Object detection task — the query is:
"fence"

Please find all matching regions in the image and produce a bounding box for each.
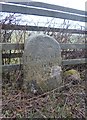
[0,1,87,72]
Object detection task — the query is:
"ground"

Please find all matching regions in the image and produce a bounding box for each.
[2,69,86,118]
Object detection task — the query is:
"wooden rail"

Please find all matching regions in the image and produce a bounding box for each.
[2,24,87,34]
[2,58,87,72]
[8,1,87,16]
[1,43,87,51]
[1,43,87,71]
[0,2,86,22]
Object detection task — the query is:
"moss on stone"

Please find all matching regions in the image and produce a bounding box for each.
[64,69,80,78]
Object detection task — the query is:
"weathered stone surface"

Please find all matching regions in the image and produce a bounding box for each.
[23,34,62,94]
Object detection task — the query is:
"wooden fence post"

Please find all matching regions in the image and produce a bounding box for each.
[0,43,2,118]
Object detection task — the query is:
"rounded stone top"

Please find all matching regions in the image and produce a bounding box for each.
[24,34,61,64]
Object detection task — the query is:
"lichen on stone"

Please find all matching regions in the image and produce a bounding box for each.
[23,34,62,94]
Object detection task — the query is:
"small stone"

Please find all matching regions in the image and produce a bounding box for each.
[63,69,81,84]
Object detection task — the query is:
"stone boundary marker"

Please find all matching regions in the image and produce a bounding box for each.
[23,34,62,94]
